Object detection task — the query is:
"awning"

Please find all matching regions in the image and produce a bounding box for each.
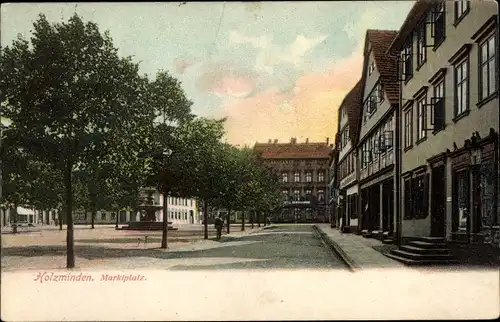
[17,206,34,215]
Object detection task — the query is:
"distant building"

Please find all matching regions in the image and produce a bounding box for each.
[333,80,364,233]
[254,137,333,223]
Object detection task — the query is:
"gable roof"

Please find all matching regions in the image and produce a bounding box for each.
[343,80,363,145]
[254,142,332,159]
[388,0,435,52]
[364,29,399,105]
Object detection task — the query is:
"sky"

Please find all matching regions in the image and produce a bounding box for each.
[1,1,415,146]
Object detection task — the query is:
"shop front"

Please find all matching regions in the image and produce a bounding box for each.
[450,130,499,246]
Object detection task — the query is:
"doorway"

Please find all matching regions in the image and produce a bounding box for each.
[371,185,381,231]
[382,179,394,232]
[431,165,446,237]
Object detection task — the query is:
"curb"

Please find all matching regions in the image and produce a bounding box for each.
[312,225,361,272]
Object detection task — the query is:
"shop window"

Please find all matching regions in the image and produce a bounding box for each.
[453,170,470,232]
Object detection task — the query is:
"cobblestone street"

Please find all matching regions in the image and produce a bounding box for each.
[1,224,347,271]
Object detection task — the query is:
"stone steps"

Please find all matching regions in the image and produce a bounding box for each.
[385,253,459,266]
[388,236,457,266]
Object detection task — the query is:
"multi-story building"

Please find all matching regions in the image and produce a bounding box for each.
[334,80,363,233]
[72,190,200,225]
[328,143,339,227]
[254,138,332,223]
[388,0,499,247]
[356,29,400,238]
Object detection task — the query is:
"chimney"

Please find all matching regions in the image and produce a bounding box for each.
[274,139,278,144]
[291,137,297,144]
[326,137,330,145]
[268,139,272,144]
[305,138,309,143]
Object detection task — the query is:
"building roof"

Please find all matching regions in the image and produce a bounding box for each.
[343,80,363,145]
[365,29,400,105]
[388,0,435,52]
[254,141,332,159]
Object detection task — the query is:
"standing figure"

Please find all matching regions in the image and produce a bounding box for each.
[214,216,224,241]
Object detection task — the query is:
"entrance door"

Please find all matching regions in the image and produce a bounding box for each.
[382,179,394,232]
[371,185,381,231]
[431,165,446,237]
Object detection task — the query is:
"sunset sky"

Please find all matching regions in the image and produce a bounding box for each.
[1,2,414,146]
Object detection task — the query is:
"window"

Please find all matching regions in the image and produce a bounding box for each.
[318,190,325,202]
[454,1,470,23]
[293,190,300,200]
[341,126,350,148]
[101,213,106,220]
[305,189,312,196]
[111,213,116,220]
[432,80,446,131]
[479,35,497,100]
[377,83,384,103]
[402,40,413,81]
[306,172,312,183]
[454,58,469,116]
[404,107,413,149]
[432,2,445,46]
[368,59,375,75]
[453,170,470,232]
[417,22,427,66]
[413,174,429,219]
[294,172,300,182]
[282,190,288,201]
[318,172,324,182]
[282,173,288,183]
[371,134,379,161]
[416,95,427,141]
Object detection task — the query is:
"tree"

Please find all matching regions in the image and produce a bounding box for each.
[1,14,151,268]
[170,117,226,239]
[0,126,32,233]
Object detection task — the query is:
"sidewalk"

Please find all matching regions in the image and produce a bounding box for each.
[314,224,404,271]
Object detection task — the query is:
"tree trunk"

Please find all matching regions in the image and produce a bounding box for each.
[64,162,75,269]
[226,208,231,234]
[115,210,119,229]
[91,209,96,229]
[241,210,245,231]
[251,210,254,229]
[12,204,18,234]
[46,209,50,225]
[161,192,169,248]
[203,199,209,239]
[59,207,63,231]
[258,211,261,228]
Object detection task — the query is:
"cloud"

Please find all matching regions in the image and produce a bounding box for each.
[229,30,270,49]
[229,30,327,74]
[173,57,197,74]
[220,52,363,145]
[194,61,259,99]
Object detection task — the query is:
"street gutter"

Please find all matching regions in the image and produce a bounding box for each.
[312,225,361,272]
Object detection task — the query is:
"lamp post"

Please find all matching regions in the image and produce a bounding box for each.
[161,148,173,249]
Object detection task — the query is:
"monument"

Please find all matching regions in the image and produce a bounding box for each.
[118,187,177,230]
